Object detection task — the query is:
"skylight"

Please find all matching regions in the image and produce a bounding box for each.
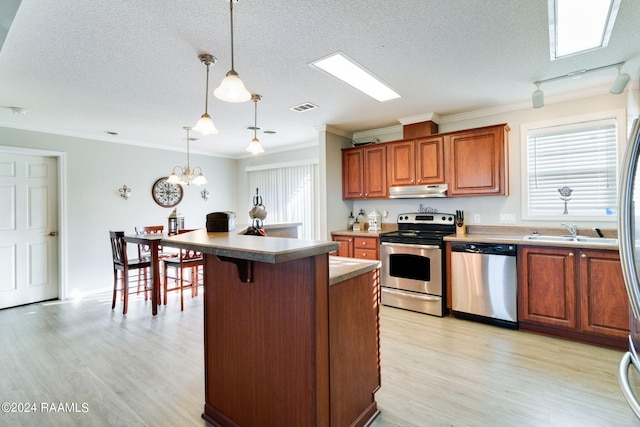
[310,52,401,102]
[549,0,620,60]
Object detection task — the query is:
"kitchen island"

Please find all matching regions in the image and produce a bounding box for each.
[164,229,381,427]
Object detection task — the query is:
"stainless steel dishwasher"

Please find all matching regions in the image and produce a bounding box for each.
[450,242,517,328]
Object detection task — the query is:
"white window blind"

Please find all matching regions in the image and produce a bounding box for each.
[247,163,319,240]
[525,116,619,218]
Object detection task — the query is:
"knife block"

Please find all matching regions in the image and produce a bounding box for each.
[456,224,466,236]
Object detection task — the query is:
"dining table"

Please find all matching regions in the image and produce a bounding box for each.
[123,233,167,315]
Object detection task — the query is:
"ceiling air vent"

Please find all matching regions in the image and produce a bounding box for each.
[289,102,318,113]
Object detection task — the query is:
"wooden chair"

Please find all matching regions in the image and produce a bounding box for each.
[134,225,173,259]
[163,229,204,311]
[135,225,175,286]
[109,231,152,315]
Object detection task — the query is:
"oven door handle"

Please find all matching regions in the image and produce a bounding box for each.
[381,242,440,250]
[383,288,441,301]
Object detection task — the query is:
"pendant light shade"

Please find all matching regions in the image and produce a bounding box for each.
[215,70,251,103]
[215,0,251,103]
[246,94,264,154]
[246,137,264,154]
[193,54,219,135]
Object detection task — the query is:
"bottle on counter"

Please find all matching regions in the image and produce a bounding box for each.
[353,218,360,231]
[348,212,355,230]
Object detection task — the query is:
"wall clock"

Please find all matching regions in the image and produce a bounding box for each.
[151,177,183,207]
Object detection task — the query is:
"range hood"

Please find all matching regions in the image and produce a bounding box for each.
[389,183,448,199]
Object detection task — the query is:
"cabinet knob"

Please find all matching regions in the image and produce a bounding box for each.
[568,252,574,257]
[581,253,587,258]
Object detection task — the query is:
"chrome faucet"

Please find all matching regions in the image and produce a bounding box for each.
[561,223,578,237]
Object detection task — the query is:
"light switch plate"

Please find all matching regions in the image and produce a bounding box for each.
[473,214,481,224]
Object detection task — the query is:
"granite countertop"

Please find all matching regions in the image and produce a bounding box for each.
[329,256,380,286]
[444,225,619,250]
[163,228,338,263]
[331,229,385,237]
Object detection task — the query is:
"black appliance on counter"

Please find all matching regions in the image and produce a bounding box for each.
[206,212,236,232]
[379,212,455,317]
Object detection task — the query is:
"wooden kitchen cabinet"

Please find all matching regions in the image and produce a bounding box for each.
[578,249,629,340]
[332,235,354,258]
[342,145,387,199]
[353,236,379,260]
[331,233,379,260]
[387,136,445,187]
[446,124,509,197]
[518,245,628,349]
[518,246,576,329]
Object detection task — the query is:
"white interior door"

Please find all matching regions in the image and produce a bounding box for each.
[0,152,59,309]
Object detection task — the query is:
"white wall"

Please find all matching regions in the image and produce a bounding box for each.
[351,91,630,231]
[0,127,236,297]
[320,128,353,239]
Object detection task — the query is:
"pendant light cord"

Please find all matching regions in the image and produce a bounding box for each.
[229,0,235,72]
[204,60,210,114]
[254,96,258,140]
[185,127,191,170]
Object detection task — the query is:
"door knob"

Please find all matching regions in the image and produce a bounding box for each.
[48,231,58,236]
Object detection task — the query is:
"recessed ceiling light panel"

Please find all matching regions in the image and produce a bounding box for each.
[310,52,401,102]
[549,0,621,60]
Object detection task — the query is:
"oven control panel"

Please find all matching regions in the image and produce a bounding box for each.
[397,213,455,225]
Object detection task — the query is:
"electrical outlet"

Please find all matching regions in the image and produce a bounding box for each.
[499,213,516,224]
[473,214,481,224]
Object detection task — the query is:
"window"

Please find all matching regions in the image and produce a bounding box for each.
[247,161,319,239]
[521,110,625,220]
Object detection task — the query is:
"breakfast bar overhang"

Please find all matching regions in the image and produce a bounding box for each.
[164,229,381,427]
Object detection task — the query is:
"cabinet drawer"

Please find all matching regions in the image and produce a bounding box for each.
[354,248,378,260]
[354,237,378,248]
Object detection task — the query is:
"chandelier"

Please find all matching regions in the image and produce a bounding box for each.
[167,127,207,186]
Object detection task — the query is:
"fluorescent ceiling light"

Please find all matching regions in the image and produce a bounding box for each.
[549,0,620,60]
[311,52,400,102]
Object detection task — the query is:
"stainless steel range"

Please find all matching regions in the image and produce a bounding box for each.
[379,212,455,317]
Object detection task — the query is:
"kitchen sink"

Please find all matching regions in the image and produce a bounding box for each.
[523,234,618,245]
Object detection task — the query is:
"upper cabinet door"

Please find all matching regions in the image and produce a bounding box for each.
[342,145,387,199]
[447,124,509,197]
[415,136,445,184]
[387,140,415,187]
[342,147,364,199]
[363,145,387,198]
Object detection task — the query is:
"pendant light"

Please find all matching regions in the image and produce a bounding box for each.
[193,54,219,135]
[214,0,251,103]
[167,127,208,186]
[246,94,264,154]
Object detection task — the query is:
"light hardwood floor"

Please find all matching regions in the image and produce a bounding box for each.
[1,292,639,426]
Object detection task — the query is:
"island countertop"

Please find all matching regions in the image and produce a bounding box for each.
[329,256,380,286]
[162,228,338,264]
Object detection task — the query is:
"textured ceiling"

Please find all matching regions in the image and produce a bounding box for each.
[0,0,639,158]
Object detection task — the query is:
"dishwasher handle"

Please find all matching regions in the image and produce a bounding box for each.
[450,242,517,256]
